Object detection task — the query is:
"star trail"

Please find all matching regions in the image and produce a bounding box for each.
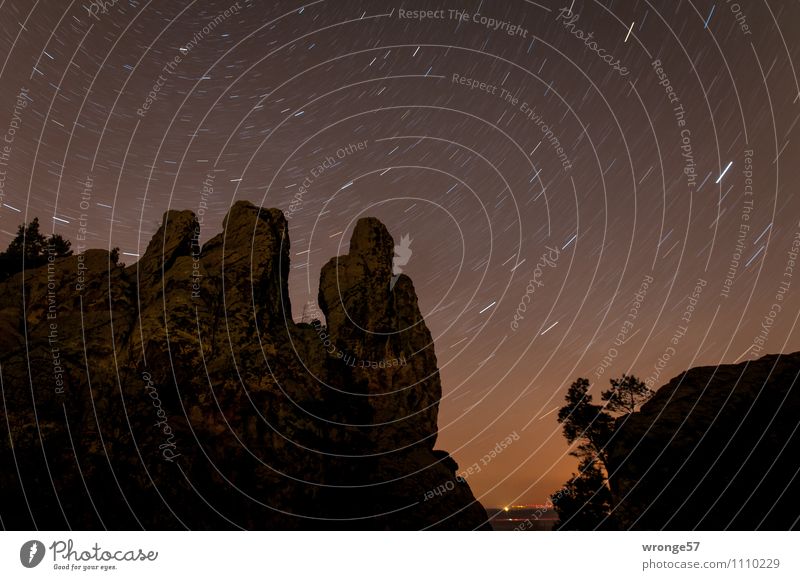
[0,0,798,509]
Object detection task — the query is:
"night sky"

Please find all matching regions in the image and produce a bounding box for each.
[1,0,799,508]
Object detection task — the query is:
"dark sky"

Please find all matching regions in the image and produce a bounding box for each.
[1,0,799,508]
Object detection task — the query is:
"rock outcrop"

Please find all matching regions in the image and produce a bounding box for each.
[0,201,490,530]
[607,352,800,530]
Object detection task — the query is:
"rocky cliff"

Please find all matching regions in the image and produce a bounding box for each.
[0,201,490,530]
[607,351,800,530]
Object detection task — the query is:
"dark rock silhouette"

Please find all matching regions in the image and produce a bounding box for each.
[607,352,800,530]
[0,201,490,530]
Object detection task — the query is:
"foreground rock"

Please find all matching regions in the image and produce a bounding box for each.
[607,352,800,530]
[0,201,489,530]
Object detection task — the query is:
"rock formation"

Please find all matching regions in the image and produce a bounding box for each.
[0,201,490,530]
[607,352,800,530]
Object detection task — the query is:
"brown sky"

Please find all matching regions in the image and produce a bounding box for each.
[1,0,799,508]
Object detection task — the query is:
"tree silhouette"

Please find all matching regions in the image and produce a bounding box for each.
[601,373,654,414]
[551,457,614,530]
[0,218,73,281]
[5,217,44,260]
[48,233,73,259]
[557,377,614,465]
[551,374,652,530]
